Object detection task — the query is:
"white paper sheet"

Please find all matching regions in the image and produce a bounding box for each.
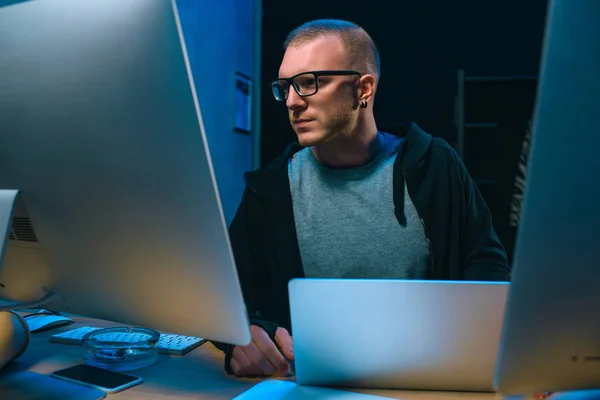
[234,379,399,400]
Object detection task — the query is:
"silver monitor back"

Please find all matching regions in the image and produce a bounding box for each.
[0,0,251,346]
[494,0,600,395]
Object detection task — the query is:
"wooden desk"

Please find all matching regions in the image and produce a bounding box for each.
[0,314,590,399]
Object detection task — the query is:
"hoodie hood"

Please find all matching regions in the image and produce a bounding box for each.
[243,122,433,194]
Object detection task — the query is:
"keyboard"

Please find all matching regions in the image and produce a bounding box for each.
[49,326,206,356]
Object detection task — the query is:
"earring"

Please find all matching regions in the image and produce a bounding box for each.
[360,101,368,109]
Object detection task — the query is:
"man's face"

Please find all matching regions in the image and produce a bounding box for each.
[277,35,360,147]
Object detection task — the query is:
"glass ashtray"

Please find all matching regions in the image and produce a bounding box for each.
[82,326,160,372]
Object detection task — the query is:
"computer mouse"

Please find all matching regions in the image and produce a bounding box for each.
[25,315,74,333]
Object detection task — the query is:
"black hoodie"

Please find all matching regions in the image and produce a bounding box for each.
[214,122,510,372]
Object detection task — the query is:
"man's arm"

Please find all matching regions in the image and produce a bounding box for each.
[454,153,511,281]
[210,187,281,373]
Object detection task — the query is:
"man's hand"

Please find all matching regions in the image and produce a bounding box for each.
[230,325,294,377]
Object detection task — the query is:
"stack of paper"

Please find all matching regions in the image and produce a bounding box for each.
[234,380,398,400]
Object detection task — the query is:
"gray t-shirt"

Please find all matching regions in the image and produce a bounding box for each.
[288,132,430,279]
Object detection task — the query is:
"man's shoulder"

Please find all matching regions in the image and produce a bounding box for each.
[394,122,460,169]
[424,138,465,178]
[256,142,303,174]
[243,142,303,192]
[430,137,460,159]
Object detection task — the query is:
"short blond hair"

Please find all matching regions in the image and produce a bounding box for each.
[284,19,381,80]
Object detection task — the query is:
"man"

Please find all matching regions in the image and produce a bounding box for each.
[214,19,510,378]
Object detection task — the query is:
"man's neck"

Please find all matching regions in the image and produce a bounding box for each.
[311,127,381,169]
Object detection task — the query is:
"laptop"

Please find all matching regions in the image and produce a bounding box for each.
[288,278,508,392]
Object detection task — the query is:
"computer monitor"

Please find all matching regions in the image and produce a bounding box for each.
[0,0,252,346]
[494,0,600,395]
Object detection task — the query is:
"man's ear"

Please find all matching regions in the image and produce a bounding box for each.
[358,74,376,103]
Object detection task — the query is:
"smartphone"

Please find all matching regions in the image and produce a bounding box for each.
[51,364,143,393]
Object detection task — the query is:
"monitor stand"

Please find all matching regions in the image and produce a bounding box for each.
[0,189,55,311]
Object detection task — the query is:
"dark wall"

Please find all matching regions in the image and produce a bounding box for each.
[260,0,548,165]
[177,0,256,225]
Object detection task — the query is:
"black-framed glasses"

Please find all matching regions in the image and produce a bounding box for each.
[271,70,362,101]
